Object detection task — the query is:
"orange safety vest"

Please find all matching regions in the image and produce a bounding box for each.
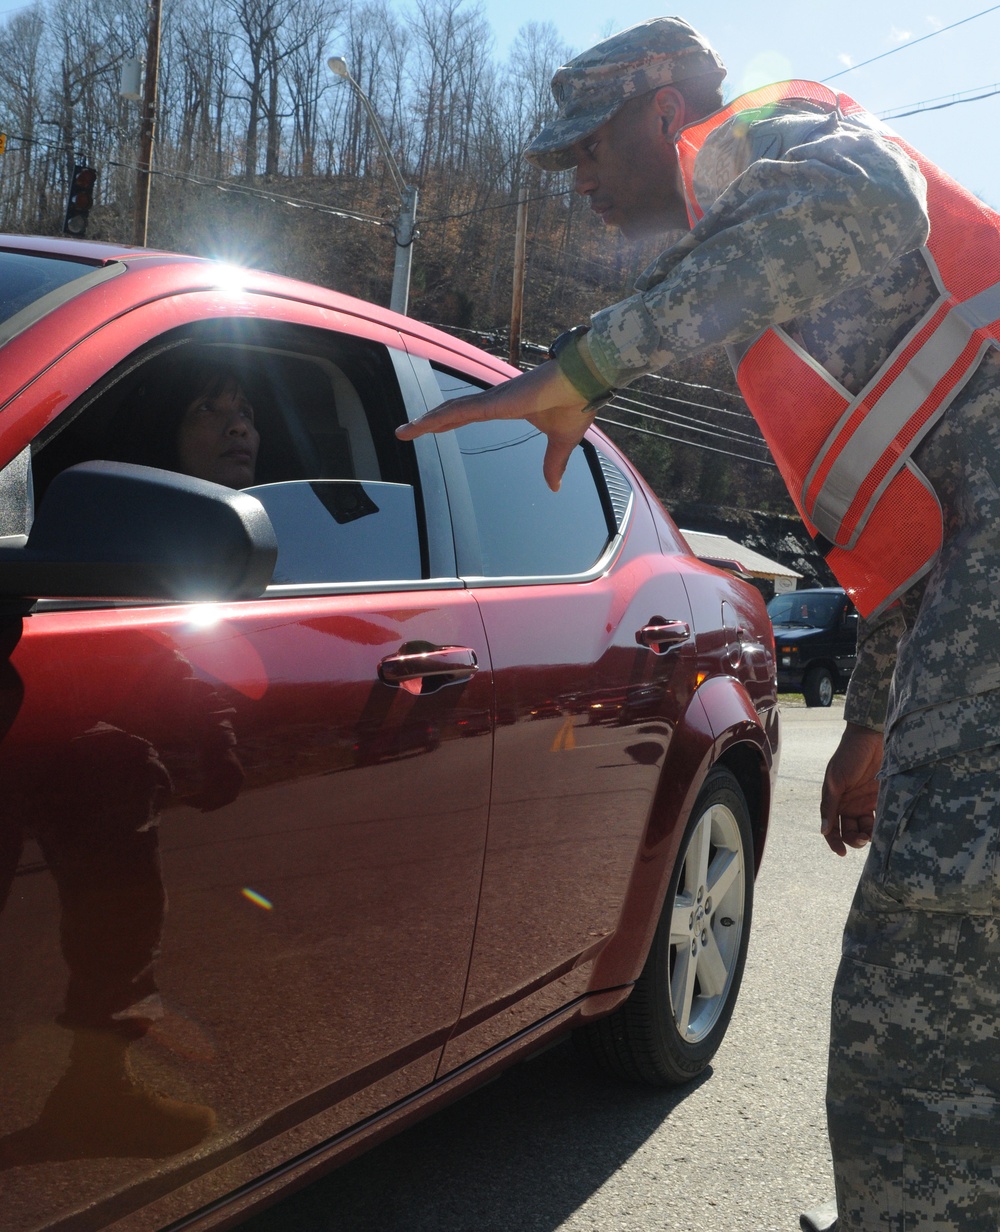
[675,81,1000,618]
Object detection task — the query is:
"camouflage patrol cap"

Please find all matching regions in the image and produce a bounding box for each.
[524,17,726,171]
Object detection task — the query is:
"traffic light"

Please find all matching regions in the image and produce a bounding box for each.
[63,165,97,236]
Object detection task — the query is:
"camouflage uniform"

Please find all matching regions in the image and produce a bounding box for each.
[578,101,1000,1229]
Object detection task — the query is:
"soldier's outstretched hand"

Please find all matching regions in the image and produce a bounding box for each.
[396,362,595,492]
[820,722,883,856]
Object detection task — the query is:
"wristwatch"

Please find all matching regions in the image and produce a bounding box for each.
[548,325,617,412]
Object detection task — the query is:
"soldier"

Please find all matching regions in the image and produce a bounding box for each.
[398,16,1000,1232]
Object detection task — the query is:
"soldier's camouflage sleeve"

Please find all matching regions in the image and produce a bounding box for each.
[585,112,929,387]
[843,601,909,732]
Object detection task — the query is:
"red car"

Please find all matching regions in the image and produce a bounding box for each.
[0,235,779,1232]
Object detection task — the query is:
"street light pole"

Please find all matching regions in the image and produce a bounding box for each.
[389,184,417,316]
[327,57,417,316]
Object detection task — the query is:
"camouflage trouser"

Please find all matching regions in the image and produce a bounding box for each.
[827,749,1000,1230]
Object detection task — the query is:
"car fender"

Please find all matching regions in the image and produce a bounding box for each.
[696,674,779,864]
[585,679,776,997]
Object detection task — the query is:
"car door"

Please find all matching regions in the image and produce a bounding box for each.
[0,319,493,1232]
[413,363,698,1071]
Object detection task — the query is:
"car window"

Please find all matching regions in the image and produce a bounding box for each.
[0,251,103,327]
[768,592,842,626]
[432,366,619,578]
[31,324,429,590]
[245,480,421,584]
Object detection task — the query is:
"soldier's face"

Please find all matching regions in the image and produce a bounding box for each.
[571,89,689,239]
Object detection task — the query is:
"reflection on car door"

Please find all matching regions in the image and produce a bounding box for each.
[0,594,493,1232]
[426,408,697,1071]
[0,364,494,1230]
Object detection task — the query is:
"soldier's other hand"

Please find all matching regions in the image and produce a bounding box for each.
[820,722,883,856]
[396,362,595,492]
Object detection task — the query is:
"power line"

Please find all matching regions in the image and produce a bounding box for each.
[438,325,756,412]
[823,3,1000,82]
[8,134,564,233]
[879,83,1000,121]
[611,393,770,451]
[0,128,73,156]
[596,414,776,467]
[1,130,395,228]
[0,129,401,227]
[641,369,751,410]
[611,385,766,441]
[105,157,393,227]
[608,400,771,456]
[633,376,755,420]
[420,186,571,225]
[615,407,770,454]
[514,356,770,461]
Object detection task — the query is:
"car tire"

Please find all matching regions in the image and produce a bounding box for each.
[803,666,835,707]
[576,766,754,1086]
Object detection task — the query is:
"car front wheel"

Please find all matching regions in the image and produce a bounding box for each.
[803,665,835,707]
[576,766,754,1086]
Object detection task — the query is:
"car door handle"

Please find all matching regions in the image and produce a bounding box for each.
[378,644,479,694]
[636,618,691,655]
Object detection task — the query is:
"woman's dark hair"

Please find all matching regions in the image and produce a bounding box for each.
[111,353,248,472]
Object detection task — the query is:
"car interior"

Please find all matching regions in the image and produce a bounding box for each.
[25,322,426,588]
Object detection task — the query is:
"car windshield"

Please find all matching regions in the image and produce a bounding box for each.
[0,250,101,327]
[767,592,841,626]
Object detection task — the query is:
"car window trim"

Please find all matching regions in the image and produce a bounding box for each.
[263,577,466,597]
[29,576,468,612]
[400,353,484,575]
[389,347,459,580]
[458,526,627,588]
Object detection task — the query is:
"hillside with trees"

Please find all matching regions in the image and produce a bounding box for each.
[0,0,817,560]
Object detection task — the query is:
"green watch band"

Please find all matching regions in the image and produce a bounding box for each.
[549,326,616,411]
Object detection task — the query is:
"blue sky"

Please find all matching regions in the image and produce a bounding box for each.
[1,0,996,205]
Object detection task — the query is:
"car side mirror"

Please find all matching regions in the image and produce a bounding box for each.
[0,461,277,601]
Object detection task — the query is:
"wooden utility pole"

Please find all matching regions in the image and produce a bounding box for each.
[509,180,528,367]
[132,0,162,247]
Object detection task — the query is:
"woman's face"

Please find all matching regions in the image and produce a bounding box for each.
[176,377,259,488]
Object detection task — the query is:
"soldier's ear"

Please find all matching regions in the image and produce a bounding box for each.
[652,87,686,141]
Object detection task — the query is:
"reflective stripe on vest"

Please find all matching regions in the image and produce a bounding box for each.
[805,281,1000,548]
[674,81,1000,616]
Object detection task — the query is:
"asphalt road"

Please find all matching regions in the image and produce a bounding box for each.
[241,699,866,1232]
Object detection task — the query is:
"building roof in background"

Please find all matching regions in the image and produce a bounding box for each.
[680,529,802,583]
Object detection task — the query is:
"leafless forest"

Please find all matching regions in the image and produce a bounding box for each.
[0,0,797,514]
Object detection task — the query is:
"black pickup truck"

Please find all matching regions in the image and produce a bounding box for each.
[766,587,859,707]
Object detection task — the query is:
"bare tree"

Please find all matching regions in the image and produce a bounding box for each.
[0,5,48,229]
[407,0,492,181]
[284,0,342,177]
[223,0,294,179]
[41,0,137,226]
[159,0,237,178]
[325,0,410,185]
